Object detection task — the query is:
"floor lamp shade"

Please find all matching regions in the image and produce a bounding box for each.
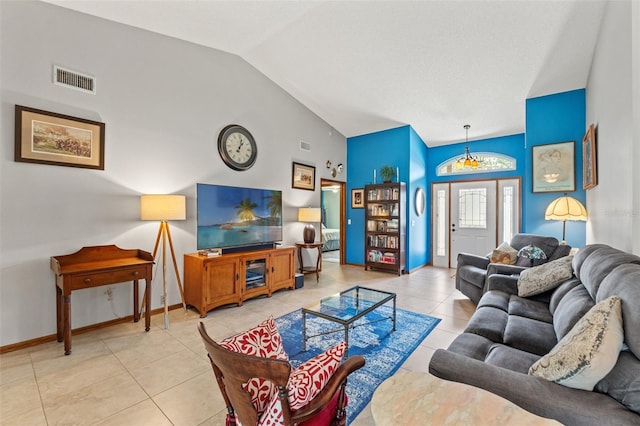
[140,195,186,221]
[298,207,321,243]
[544,195,587,243]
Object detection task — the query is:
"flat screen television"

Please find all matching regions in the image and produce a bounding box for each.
[196,183,283,251]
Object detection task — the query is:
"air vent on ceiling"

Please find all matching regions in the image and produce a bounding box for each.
[300,140,312,152]
[53,65,96,94]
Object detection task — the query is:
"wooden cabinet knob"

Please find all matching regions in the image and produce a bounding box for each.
[84,278,91,283]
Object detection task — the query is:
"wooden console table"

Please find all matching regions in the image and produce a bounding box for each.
[295,242,323,282]
[51,245,154,355]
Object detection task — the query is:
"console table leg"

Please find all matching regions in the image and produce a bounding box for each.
[56,285,63,343]
[63,294,71,355]
[144,279,151,332]
[133,279,140,322]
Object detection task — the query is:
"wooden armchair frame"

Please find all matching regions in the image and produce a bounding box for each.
[198,322,365,426]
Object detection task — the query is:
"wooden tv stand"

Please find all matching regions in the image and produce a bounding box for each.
[183,246,295,317]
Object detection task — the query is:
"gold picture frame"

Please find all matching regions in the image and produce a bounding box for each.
[291,161,315,191]
[582,124,597,190]
[351,188,364,208]
[15,105,105,170]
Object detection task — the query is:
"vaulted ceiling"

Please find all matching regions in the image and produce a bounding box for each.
[44,0,607,146]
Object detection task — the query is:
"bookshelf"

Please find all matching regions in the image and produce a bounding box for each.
[364,182,406,275]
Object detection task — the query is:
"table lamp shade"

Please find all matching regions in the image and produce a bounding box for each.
[544,196,587,221]
[140,195,186,221]
[298,207,321,243]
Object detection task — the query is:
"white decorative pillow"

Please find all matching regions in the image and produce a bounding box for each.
[259,342,346,425]
[490,242,518,264]
[517,255,573,297]
[529,296,624,390]
[218,316,289,415]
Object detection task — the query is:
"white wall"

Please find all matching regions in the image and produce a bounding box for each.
[585,0,640,254]
[0,2,346,347]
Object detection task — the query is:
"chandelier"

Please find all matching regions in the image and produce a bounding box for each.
[455,124,479,170]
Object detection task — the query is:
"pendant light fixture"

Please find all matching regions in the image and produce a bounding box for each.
[455,124,479,170]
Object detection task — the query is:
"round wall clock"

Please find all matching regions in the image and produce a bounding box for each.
[217,124,257,171]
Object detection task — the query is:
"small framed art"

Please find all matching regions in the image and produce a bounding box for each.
[292,161,315,191]
[582,124,597,190]
[351,188,364,208]
[532,141,575,193]
[15,105,105,170]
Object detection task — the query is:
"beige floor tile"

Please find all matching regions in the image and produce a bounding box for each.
[400,344,437,372]
[0,376,45,425]
[420,328,459,351]
[93,399,172,426]
[41,372,148,425]
[130,348,209,396]
[0,350,34,386]
[153,371,226,426]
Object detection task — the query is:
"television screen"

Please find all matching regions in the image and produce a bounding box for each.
[196,183,283,250]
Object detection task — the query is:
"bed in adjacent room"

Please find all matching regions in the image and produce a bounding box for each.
[321,225,340,252]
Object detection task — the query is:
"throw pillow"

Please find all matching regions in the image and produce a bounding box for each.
[516,244,547,267]
[218,316,289,414]
[517,255,574,297]
[259,342,347,425]
[529,296,624,391]
[490,242,518,264]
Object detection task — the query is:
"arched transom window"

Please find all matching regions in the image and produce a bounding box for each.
[436,153,516,176]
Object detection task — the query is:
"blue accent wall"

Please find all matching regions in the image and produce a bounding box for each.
[524,89,586,248]
[346,89,587,269]
[346,126,411,266]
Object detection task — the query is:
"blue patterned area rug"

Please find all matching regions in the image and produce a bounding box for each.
[275,307,440,423]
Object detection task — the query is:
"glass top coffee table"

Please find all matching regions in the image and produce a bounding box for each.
[302,286,396,356]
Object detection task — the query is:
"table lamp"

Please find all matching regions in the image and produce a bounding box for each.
[140,194,186,329]
[298,207,321,243]
[544,194,587,244]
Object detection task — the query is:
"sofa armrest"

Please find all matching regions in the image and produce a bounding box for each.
[486,274,519,294]
[457,252,490,270]
[429,349,639,425]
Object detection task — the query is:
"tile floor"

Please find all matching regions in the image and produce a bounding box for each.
[0,260,475,426]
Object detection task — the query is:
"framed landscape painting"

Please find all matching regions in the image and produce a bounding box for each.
[15,105,105,170]
[292,161,315,191]
[531,141,575,193]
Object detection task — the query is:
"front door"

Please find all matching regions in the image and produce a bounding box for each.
[432,178,520,269]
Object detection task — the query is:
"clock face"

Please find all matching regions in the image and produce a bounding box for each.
[218,125,257,171]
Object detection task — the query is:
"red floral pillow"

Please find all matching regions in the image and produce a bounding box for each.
[218,316,288,414]
[258,342,347,425]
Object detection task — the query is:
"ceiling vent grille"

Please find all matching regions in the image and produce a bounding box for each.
[53,65,96,94]
[300,140,312,151]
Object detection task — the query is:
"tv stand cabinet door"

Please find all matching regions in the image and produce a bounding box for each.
[203,257,241,314]
[269,247,295,294]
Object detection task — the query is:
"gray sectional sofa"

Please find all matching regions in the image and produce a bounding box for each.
[430,244,640,425]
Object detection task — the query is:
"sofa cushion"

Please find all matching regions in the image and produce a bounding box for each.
[464,306,509,343]
[580,247,640,300]
[595,351,640,415]
[503,315,557,356]
[508,295,553,324]
[529,296,624,391]
[477,290,510,312]
[517,255,574,297]
[552,285,595,340]
[549,278,582,314]
[490,242,518,264]
[516,244,548,267]
[485,344,540,374]
[457,264,488,289]
[446,332,496,361]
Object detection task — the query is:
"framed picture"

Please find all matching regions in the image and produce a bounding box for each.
[582,124,597,190]
[15,105,105,170]
[351,188,364,208]
[292,161,315,191]
[532,141,575,193]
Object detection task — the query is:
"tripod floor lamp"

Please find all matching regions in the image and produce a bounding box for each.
[140,194,186,329]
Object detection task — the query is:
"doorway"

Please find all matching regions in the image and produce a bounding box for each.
[432,178,521,268]
[320,179,346,264]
